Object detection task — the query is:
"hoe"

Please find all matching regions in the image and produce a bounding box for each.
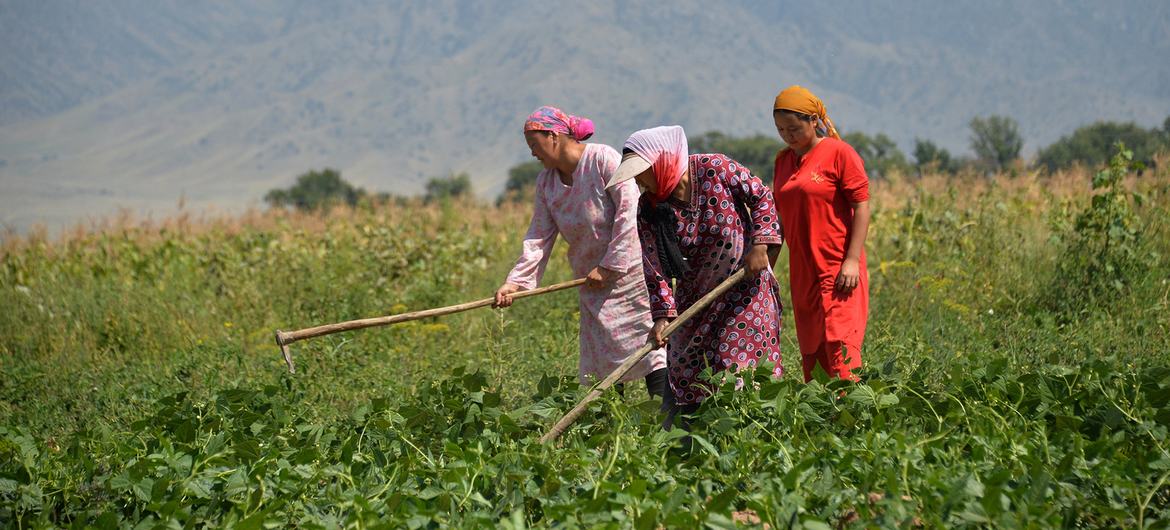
[275,269,746,443]
[275,278,585,373]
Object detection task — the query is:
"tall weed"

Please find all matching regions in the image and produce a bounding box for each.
[1048,144,1150,317]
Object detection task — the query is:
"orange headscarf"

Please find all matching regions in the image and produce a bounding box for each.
[773,85,840,140]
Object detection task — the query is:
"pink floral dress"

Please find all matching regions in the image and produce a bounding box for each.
[506,143,668,385]
[639,154,784,405]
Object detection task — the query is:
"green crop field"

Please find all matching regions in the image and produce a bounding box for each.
[2,150,1169,528]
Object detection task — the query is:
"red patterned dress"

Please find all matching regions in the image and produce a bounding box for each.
[639,154,784,405]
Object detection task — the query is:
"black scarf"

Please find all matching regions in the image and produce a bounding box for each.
[641,201,689,281]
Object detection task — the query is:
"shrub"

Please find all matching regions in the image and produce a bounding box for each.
[497,161,544,205]
[969,115,1022,172]
[1036,120,1168,172]
[424,172,472,203]
[842,131,910,179]
[1047,144,1148,315]
[265,168,365,211]
[688,131,783,179]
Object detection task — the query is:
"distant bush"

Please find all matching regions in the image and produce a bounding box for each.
[425,172,472,203]
[1036,119,1169,172]
[497,160,544,205]
[265,168,366,211]
[969,115,1023,172]
[912,138,959,175]
[842,131,910,179]
[688,131,783,179]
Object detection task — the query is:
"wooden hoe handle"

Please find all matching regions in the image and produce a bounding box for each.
[276,277,586,373]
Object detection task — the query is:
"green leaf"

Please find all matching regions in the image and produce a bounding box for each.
[185,477,213,499]
[110,472,133,492]
[689,434,719,456]
[800,519,833,530]
[703,512,738,530]
[837,409,857,428]
[235,504,278,530]
[132,478,155,502]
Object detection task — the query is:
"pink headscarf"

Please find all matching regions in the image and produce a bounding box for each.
[523,106,595,141]
[624,125,689,204]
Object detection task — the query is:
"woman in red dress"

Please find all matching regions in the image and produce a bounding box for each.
[771,86,871,382]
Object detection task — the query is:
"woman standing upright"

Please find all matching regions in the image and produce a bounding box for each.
[495,106,668,399]
[607,125,784,422]
[771,86,871,382]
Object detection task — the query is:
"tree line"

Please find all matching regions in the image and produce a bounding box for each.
[263,169,472,211]
[266,115,1170,211]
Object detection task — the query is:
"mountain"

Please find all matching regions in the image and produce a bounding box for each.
[2,0,1169,231]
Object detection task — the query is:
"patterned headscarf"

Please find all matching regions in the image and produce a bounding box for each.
[773,85,840,139]
[523,106,595,141]
[623,125,689,205]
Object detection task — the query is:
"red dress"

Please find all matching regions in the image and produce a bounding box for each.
[773,137,869,381]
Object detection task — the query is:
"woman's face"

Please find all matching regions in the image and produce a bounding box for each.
[632,166,657,195]
[525,131,559,169]
[774,112,818,153]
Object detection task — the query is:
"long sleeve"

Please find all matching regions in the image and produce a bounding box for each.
[505,185,559,290]
[600,178,642,273]
[637,203,678,319]
[725,158,784,247]
[837,144,871,203]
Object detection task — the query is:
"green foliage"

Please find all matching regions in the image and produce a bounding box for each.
[424,172,472,203]
[2,359,1169,527]
[497,160,545,205]
[3,161,1170,526]
[688,131,784,179]
[912,138,958,175]
[1036,120,1169,172]
[265,168,365,211]
[842,132,910,179]
[969,115,1023,172]
[1047,144,1150,316]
